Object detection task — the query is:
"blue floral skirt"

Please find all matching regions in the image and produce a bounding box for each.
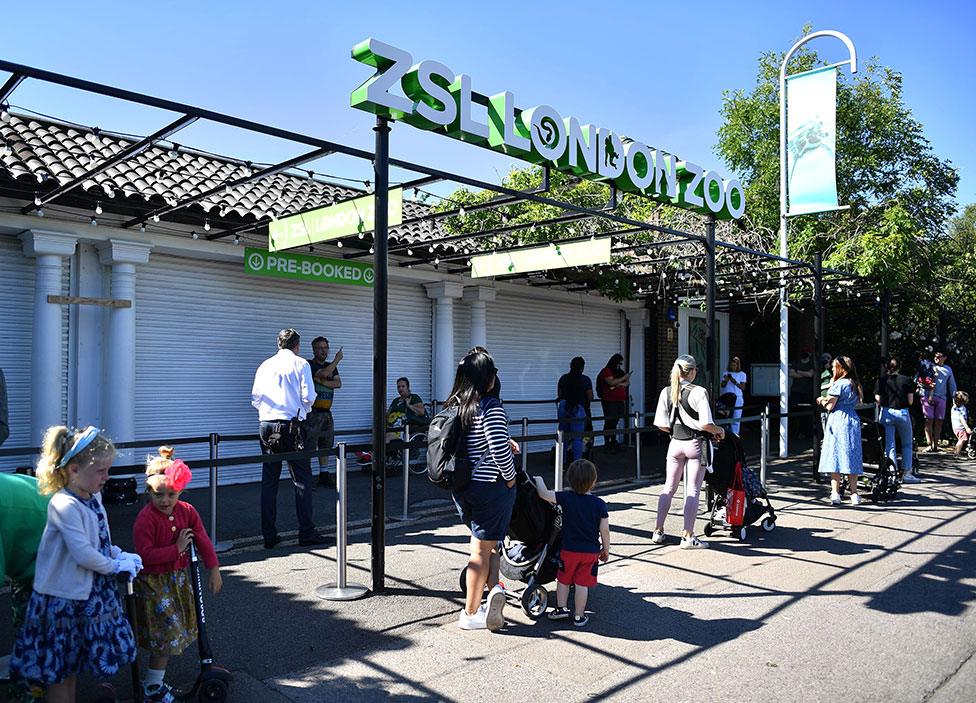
[10,573,136,685]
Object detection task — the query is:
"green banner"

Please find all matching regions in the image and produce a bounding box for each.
[268,188,402,252]
[786,67,838,215]
[244,247,374,287]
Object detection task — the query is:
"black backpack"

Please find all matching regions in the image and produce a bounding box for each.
[427,404,471,491]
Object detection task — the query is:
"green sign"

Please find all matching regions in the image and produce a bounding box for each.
[350,39,745,220]
[244,247,374,287]
[268,188,403,252]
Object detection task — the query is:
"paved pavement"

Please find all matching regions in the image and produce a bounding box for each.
[3,442,975,702]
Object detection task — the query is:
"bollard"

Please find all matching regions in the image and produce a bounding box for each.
[760,405,769,487]
[555,429,564,491]
[208,433,232,553]
[401,424,410,520]
[316,443,368,601]
[521,417,528,475]
[633,412,642,479]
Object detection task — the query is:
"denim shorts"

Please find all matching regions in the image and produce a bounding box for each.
[452,478,516,542]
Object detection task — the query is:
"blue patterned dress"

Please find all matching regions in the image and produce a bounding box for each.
[818,379,864,475]
[10,494,136,685]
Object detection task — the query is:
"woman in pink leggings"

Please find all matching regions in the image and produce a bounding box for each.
[651,355,726,549]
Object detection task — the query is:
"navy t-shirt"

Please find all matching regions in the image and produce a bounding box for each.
[555,491,608,553]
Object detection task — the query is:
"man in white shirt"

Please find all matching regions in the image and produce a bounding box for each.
[251,329,326,549]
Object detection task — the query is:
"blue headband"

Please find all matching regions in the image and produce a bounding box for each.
[58,426,100,468]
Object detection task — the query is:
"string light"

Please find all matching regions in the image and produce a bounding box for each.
[33,193,41,207]
[336,241,343,248]
[95,202,102,215]
[152,213,160,223]
[369,246,375,254]
[204,219,211,232]
[406,249,414,256]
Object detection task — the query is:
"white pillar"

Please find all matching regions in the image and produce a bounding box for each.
[425,282,464,404]
[625,308,648,424]
[21,231,78,445]
[462,286,496,350]
[98,240,152,448]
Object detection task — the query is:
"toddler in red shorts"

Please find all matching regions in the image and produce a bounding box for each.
[533,459,610,627]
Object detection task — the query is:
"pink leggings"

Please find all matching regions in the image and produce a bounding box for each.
[656,439,706,534]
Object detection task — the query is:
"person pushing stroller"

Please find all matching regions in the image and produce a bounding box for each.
[533,459,609,627]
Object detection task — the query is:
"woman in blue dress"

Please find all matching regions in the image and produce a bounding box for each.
[816,356,865,505]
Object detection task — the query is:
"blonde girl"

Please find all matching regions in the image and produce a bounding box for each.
[10,426,141,703]
[133,447,221,703]
[652,355,726,548]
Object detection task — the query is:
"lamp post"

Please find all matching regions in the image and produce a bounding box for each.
[778,30,857,457]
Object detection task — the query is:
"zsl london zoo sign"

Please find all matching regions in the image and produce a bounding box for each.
[350,39,745,220]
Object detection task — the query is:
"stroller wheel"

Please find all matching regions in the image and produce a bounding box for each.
[703,523,715,537]
[521,585,549,619]
[761,517,775,532]
[738,526,748,541]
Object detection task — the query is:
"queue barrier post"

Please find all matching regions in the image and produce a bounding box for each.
[760,405,769,487]
[208,433,232,553]
[555,429,564,491]
[316,443,368,601]
[401,424,410,520]
[521,417,529,475]
[633,412,642,479]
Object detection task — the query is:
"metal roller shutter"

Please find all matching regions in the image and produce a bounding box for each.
[459,290,623,453]
[135,253,431,486]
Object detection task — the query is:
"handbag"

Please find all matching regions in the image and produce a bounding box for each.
[726,461,747,526]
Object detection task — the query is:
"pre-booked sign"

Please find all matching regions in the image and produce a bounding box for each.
[244,247,375,287]
[268,188,403,252]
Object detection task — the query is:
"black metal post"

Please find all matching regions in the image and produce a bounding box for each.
[371,116,390,594]
[880,289,890,367]
[705,216,717,395]
[813,253,824,479]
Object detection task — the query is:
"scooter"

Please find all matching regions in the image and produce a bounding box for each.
[178,539,232,702]
[92,577,143,703]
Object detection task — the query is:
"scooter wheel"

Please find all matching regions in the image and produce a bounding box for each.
[199,677,229,702]
[521,585,549,619]
[458,566,468,596]
[703,523,715,537]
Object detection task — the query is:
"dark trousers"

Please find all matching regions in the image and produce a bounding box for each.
[259,420,316,541]
[602,399,627,447]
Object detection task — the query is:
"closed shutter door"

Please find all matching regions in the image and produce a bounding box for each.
[135,253,430,486]
[470,292,623,452]
[0,234,69,471]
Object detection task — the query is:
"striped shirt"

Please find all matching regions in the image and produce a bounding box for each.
[465,396,516,483]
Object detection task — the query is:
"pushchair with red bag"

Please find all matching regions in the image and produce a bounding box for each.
[703,432,776,540]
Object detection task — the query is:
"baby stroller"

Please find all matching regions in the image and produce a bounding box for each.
[714,392,738,421]
[458,473,561,619]
[858,420,901,502]
[703,432,776,540]
[966,431,976,461]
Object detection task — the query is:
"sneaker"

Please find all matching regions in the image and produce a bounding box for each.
[650,530,666,545]
[547,606,572,621]
[485,585,507,632]
[263,534,281,549]
[298,532,329,547]
[830,493,842,505]
[143,682,176,703]
[901,473,921,484]
[850,494,863,506]
[573,614,590,627]
[458,605,487,630]
[680,535,709,549]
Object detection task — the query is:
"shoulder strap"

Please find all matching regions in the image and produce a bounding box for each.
[679,386,700,421]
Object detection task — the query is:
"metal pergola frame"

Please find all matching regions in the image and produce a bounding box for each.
[0,58,876,593]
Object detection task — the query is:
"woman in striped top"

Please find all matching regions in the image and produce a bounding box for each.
[450,348,518,631]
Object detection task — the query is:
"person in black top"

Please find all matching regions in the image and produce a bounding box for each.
[557,357,594,462]
[789,347,816,438]
[874,357,918,483]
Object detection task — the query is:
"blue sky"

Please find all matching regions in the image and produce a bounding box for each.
[5,1,974,213]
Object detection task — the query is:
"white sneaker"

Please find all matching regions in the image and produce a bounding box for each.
[680,535,709,549]
[850,494,863,506]
[902,473,921,484]
[650,530,666,544]
[830,493,842,505]
[458,605,487,630]
[485,585,507,632]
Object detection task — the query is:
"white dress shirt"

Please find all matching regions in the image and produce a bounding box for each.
[251,348,315,421]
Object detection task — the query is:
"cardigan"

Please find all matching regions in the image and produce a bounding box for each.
[133,501,219,574]
[32,489,121,600]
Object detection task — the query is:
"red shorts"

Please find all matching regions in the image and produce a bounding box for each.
[557,549,600,588]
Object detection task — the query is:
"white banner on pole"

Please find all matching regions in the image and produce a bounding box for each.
[786,67,839,216]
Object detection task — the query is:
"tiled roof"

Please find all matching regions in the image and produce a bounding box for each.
[0,112,444,248]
